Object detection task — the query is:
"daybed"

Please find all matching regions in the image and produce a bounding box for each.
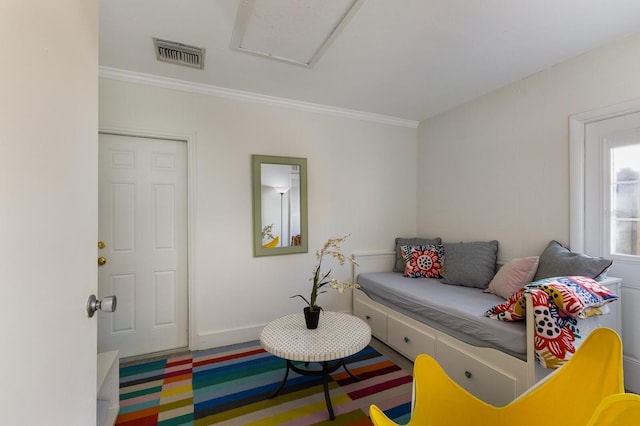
[351,239,621,406]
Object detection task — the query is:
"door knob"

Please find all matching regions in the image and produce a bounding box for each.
[86,294,117,317]
[98,256,107,266]
[98,241,106,249]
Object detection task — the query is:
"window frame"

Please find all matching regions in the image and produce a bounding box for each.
[605,135,640,261]
[569,99,640,255]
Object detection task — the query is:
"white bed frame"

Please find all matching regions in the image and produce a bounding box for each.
[351,250,622,406]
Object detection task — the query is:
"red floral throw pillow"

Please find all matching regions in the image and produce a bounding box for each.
[401,245,445,278]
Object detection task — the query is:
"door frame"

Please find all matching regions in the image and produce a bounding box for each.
[98,125,197,352]
[569,98,640,251]
[570,100,640,393]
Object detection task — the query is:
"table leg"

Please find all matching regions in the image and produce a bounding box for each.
[269,358,358,421]
[341,359,360,382]
[268,360,291,399]
[321,361,336,420]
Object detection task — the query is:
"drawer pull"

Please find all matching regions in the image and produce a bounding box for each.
[464,371,472,379]
[404,337,410,343]
[365,315,371,320]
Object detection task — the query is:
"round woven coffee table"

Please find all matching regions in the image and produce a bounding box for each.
[260,311,371,420]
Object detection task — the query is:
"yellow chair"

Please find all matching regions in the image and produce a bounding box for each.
[586,393,640,425]
[370,328,626,426]
[263,236,279,248]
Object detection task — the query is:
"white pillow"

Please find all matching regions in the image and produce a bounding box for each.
[484,256,539,299]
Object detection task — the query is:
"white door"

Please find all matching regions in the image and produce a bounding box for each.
[98,134,188,358]
[584,111,640,393]
[1,1,97,424]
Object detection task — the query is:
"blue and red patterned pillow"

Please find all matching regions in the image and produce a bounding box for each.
[526,275,618,318]
[400,244,445,278]
[486,275,618,321]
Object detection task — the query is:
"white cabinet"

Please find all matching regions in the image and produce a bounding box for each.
[97,351,119,426]
[598,277,622,337]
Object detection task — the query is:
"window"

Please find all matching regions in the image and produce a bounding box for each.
[573,108,640,264]
[609,142,640,257]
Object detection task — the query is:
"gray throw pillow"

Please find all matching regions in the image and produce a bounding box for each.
[441,240,498,289]
[533,240,612,281]
[394,237,442,272]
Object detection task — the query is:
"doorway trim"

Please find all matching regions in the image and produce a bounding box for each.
[98,125,197,352]
[569,98,640,252]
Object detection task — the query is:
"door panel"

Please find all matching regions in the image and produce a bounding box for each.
[112,183,135,250]
[585,112,640,393]
[112,274,136,332]
[98,133,188,358]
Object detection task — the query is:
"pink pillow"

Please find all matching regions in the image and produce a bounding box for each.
[485,256,539,299]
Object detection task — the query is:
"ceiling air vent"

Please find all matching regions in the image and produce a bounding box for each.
[153,37,205,70]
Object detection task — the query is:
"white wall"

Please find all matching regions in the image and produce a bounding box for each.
[1,1,98,424]
[417,33,640,393]
[417,33,640,261]
[99,78,417,349]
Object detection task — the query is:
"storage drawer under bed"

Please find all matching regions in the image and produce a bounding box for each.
[353,297,388,341]
[435,336,517,407]
[387,314,436,360]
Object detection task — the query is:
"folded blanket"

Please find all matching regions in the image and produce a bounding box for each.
[485,276,618,368]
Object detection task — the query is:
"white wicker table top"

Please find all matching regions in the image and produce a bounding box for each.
[260,311,372,362]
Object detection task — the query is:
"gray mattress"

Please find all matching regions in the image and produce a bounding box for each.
[357,272,527,359]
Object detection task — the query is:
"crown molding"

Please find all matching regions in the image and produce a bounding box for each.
[99,66,419,129]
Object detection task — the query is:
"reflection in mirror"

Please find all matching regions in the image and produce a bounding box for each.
[261,163,300,248]
[252,155,307,256]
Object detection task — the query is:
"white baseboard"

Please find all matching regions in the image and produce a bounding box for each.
[195,309,353,351]
[196,324,265,351]
[624,356,640,393]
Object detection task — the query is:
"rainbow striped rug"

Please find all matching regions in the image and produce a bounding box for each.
[115,341,413,425]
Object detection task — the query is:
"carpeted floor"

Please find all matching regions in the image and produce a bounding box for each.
[115,341,413,425]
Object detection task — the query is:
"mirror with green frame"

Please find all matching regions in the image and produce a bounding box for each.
[252,155,308,256]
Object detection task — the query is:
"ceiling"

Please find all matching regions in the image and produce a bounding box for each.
[99,0,640,123]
